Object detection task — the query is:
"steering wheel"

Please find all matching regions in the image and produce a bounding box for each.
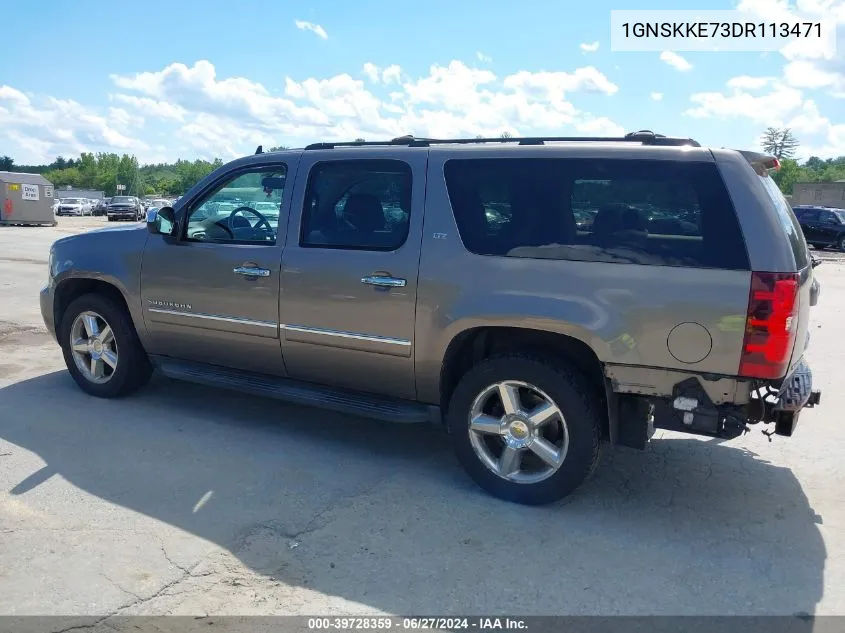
[228,206,273,234]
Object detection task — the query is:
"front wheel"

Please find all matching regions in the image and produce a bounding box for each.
[446,354,603,505]
[838,236,845,252]
[59,293,152,398]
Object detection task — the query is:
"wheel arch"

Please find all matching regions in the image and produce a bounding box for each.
[54,278,133,335]
[438,326,609,438]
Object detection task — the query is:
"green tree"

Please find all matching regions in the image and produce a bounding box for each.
[500,131,513,139]
[77,153,98,188]
[0,156,14,171]
[772,158,801,194]
[761,127,799,159]
[268,145,290,151]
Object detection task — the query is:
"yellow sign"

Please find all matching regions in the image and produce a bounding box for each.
[8,183,20,191]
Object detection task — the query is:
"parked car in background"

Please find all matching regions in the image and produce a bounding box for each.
[147,198,171,210]
[92,198,110,216]
[107,196,143,221]
[793,205,845,251]
[52,199,63,214]
[41,132,823,506]
[56,198,90,217]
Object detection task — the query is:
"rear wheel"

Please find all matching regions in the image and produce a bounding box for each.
[59,293,152,398]
[446,354,603,505]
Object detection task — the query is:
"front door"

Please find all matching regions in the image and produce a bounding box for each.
[140,161,295,375]
[278,151,426,400]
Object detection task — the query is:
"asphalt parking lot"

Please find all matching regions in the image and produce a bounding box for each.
[1,216,844,618]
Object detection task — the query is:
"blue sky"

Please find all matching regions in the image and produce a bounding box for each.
[1,0,843,165]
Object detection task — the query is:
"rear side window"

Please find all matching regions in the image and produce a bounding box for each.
[443,158,749,270]
[757,172,810,270]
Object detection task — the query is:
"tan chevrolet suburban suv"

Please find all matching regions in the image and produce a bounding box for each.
[41,131,822,505]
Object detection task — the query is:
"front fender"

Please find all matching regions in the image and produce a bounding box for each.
[50,225,149,343]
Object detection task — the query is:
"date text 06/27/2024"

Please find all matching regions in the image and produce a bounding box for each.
[307,617,528,631]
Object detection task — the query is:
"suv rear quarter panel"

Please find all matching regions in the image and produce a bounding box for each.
[414,145,754,405]
[710,149,799,273]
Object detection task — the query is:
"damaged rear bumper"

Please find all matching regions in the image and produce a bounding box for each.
[758,359,821,437]
[648,359,821,441]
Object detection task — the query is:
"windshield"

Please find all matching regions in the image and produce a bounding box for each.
[111,196,133,203]
[758,172,810,269]
[834,209,845,223]
[64,198,82,204]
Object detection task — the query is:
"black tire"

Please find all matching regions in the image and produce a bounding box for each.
[59,293,153,398]
[810,243,824,250]
[446,354,603,505]
[838,236,845,252]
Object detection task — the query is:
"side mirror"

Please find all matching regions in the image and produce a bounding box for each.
[147,206,176,236]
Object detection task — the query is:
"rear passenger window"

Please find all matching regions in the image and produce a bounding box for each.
[757,171,810,269]
[300,160,412,251]
[444,158,749,270]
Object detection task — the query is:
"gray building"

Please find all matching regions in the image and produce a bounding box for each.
[0,171,57,226]
[792,181,845,208]
[54,186,105,200]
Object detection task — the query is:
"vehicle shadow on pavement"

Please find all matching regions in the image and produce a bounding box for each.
[0,371,826,616]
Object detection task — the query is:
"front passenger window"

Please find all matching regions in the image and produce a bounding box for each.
[185,167,287,244]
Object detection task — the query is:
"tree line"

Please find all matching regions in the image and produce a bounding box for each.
[0,153,224,197]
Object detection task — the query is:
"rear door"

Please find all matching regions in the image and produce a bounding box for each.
[818,210,841,244]
[278,149,427,400]
[799,208,821,242]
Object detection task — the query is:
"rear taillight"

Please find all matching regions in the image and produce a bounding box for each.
[739,271,800,380]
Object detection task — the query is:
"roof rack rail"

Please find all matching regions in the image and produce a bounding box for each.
[303,130,701,150]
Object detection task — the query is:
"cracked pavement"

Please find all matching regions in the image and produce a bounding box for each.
[0,218,843,617]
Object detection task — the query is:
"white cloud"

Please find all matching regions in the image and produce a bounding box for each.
[362,62,380,83]
[503,66,619,96]
[783,60,845,96]
[785,100,845,159]
[650,92,663,101]
[382,64,402,84]
[294,19,328,40]
[107,107,144,128]
[0,85,149,163]
[476,51,493,63]
[660,51,693,72]
[4,59,625,163]
[686,81,803,125]
[736,0,845,98]
[580,41,600,53]
[726,75,775,89]
[110,94,186,121]
[111,60,330,130]
[362,63,403,84]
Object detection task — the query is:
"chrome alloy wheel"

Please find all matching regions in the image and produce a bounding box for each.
[69,311,118,384]
[468,380,570,484]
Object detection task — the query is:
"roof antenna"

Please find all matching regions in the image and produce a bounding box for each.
[255,145,263,155]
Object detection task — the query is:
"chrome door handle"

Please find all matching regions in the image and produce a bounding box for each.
[233,266,271,277]
[361,275,406,288]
